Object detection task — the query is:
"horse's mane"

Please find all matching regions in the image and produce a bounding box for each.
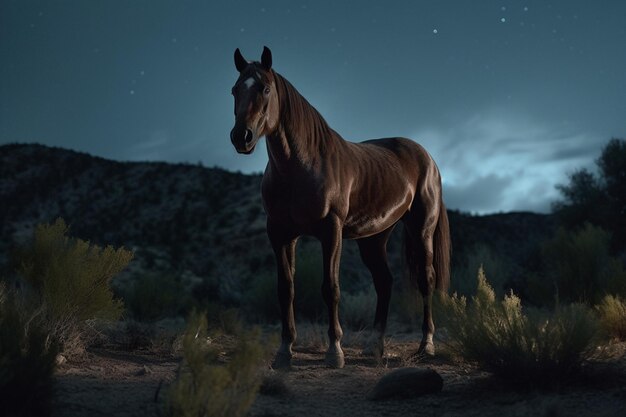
[271,69,342,155]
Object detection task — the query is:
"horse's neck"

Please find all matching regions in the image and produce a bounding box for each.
[266,74,343,174]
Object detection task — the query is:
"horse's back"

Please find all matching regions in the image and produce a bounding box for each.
[359,136,434,162]
[354,137,443,209]
[340,137,440,238]
[350,137,439,183]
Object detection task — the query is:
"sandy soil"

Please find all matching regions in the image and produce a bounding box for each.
[251,341,626,417]
[52,337,626,417]
[53,348,179,417]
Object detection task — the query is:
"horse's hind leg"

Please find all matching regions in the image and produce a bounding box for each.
[357,226,395,359]
[404,205,439,356]
[320,214,345,368]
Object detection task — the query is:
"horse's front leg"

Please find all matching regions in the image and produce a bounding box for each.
[268,221,298,369]
[320,215,345,368]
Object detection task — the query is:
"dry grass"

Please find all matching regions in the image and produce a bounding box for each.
[295,321,329,352]
[596,295,626,340]
[341,287,376,331]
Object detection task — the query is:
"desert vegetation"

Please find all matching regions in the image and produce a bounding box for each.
[13,218,133,355]
[165,310,269,417]
[433,139,626,385]
[0,139,624,415]
[440,267,600,385]
[596,294,626,340]
[0,218,132,416]
[0,284,59,417]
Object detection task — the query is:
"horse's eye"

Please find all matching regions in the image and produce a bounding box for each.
[263,86,271,95]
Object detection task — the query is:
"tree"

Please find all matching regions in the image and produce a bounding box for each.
[598,139,626,248]
[552,138,626,251]
[553,169,607,228]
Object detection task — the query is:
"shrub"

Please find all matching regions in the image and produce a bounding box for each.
[124,272,192,321]
[241,271,279,322]
[389,286,420,328]
[596,295,626,340]
[294,246,325,322]
[166,311,268,417]
[538,224,626,305]
[440,267,599,385]
[553,138,626,250]
[0,284,59,417]
[451,244,518,298]
[341,287,376,330]
[243,244,328,323]
[14,218,133,354]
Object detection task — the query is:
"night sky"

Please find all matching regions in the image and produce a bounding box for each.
[2,1,625,213]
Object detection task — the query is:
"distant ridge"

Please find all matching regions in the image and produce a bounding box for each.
[0,143,555,295]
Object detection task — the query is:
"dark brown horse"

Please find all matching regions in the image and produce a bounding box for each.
[230,47,450,368]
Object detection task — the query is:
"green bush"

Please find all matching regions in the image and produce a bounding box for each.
[242,245,370,325]
[242,271,279,322]
[294,247,325,321]
[341,287,376,330]
[596,295,626,340]
[537,224,626,305]
[124,272,192,321]
[15,218,133,353]
[243,245,328,323]
[390,286,421,328]
[166,311,267,417]
[553,138,626,250]
[440,267,599,384]
[0,284,59,417]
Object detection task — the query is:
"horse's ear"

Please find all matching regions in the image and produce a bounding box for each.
[261,46,272,70]
[234,48,248,72]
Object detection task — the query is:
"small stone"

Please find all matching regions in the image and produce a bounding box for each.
[135,365,152,376]
[55,354,67,366]
[368,367,443,400]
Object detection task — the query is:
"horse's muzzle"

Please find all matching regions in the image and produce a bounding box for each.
[230,126,256,154]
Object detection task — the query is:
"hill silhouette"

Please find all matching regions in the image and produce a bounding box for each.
[0,143,555,306]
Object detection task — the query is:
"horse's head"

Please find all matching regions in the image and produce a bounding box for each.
[230,46,279,154]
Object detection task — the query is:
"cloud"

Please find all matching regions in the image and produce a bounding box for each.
[126,131,216,164]
[128,130,171,161]
[413,110,603,213]
[444,174,513,214]
[123,110,604,215]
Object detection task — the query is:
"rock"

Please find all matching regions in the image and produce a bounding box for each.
[135,365,153,376]
[55,354,67,366]
[368,367,443,400]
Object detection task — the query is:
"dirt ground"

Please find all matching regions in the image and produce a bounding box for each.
[53,334,626,417]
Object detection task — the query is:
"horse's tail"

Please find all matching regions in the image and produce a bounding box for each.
[404,198,451,293]
[433,201,451,292]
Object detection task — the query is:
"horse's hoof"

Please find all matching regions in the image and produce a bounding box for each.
[326,344,345,369]
[417,340,435,357]
[272,352,293,370]
[325,352,345,368]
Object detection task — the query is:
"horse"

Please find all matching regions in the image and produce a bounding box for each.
[229,46,450,369]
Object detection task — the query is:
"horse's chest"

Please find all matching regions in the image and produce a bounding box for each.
[262,179,336,228]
